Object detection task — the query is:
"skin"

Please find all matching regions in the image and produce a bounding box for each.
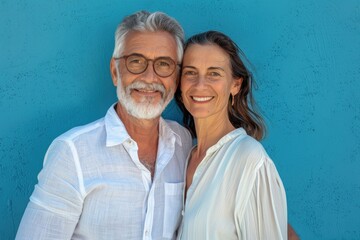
[181,43,242,189]
[288,225,300,240]
[109,30,179,177]
[109,33,300,239]
[181,43,300,240]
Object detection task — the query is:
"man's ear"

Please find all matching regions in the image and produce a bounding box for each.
[110,58,118,86]
[231,77,243,96]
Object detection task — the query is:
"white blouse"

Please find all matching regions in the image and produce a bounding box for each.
[177,128,287,240]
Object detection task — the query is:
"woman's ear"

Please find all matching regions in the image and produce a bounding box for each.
[110,58,118,86]
[231,77,243,96]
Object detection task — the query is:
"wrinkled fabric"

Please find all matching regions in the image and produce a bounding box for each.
[16,104,192,240]
[178,128,287,240]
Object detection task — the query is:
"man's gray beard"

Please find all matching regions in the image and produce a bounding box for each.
[116,75,174,120]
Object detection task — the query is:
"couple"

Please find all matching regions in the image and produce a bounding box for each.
[16,11,294,239]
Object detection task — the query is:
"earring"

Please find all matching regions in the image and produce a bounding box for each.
[230,94,234,106]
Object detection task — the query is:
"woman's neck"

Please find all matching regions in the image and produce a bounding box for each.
[193,116,235,159]
[185,116,235,191]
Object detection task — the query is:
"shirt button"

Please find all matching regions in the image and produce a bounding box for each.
[145,230,149,236]
[181,210,184,215]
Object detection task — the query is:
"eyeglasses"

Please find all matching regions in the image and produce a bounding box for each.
[114,54,179,78]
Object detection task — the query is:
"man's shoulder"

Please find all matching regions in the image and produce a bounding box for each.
[56,117,105,142]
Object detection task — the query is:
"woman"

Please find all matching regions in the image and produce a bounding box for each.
[175,31,288,239]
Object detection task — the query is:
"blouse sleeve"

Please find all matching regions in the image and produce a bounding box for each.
[15,139,84,240]
[236,156,288,239]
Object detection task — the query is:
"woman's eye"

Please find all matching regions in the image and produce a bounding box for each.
[209,72,221,77]
[183,71,196,76]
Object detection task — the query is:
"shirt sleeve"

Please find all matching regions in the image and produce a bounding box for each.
[237,157,288,240]
[16,139,84,240]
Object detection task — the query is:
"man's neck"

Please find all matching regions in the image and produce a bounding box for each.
[115,103,160,179]
[115,103,160,141]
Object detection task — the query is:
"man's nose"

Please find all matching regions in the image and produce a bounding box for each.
[141,61,159,83]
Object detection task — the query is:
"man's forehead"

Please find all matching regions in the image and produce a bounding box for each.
[122,31,178,58]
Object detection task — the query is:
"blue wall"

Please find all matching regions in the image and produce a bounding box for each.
[1,0,359,239]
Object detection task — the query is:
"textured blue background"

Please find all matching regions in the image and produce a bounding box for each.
[1,0,359,239]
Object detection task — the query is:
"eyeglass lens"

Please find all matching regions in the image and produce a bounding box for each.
[125,54,176,77]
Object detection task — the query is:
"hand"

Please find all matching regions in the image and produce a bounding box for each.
[288,224,300,240]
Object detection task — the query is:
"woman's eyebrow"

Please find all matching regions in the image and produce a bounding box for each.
[208,66,225,72]
[182,66,196,69]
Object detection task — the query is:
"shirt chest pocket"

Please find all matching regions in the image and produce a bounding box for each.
[163,182,184,239]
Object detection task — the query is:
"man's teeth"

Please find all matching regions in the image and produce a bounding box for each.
[192,96,213,102]
[138,89,156,92]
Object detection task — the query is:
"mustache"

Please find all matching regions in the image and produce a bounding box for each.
[127,81,166,94]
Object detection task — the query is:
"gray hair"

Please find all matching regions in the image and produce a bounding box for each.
[112,11,184,63]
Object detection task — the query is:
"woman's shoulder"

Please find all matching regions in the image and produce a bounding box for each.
[232,131,266,154]
[223,129,270,168]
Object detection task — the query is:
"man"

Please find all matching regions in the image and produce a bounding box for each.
[17,10,300,240]
[16,11,192,239]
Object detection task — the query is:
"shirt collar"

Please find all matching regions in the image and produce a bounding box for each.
[105,103,131,147]
[159,117,182,147]
[206,128,247,155]
[104,103,182,147]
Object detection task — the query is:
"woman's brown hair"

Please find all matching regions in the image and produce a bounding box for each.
[175,30,266,140]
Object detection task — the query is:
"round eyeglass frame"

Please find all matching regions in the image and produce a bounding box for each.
[114,54,180,78]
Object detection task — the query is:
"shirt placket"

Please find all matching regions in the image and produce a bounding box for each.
[144,130,176,239]
[123,139,154,239]
[143,183,155,239]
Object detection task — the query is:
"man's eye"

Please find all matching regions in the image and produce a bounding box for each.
[158,61,171,67]
[129,59,143,64]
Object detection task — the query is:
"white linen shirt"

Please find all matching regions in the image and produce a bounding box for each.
[177,128,287,240]
[16,104,192,240]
